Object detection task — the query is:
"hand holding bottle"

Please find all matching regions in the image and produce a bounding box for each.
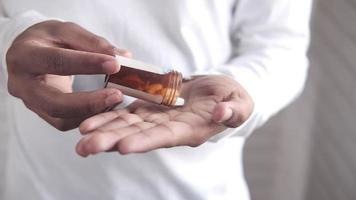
[6,20,130,131]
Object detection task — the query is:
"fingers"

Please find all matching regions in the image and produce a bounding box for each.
[77,112,145,156]
[25,82,123,118]
[6,20,133,132]
[23,88,123,130]
[19,45,120,75]
[7,21,132,76]
[76,113,193,156]
[53,22,131,56]
[212,92,254,128]
[76,121,155,157]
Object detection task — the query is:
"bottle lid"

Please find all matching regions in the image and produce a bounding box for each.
[174,97,185,106]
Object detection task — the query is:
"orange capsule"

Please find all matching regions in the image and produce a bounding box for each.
[146,84,163,95]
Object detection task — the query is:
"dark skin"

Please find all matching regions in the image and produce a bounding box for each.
[6,20,254,156]
[6,20,130,131]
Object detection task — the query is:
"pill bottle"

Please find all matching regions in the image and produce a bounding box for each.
[105,56,184,107]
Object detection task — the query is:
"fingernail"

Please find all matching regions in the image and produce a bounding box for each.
[105,92,122,107]
[114,48,132,58]
[102,60,120,74]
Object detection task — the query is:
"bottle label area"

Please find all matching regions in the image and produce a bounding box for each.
[106,82,163,104]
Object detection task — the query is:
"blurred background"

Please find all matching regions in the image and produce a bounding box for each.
[1,0,356,199]
[244,0,356,199]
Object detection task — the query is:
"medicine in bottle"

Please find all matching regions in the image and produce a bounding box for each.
[104,56,184,107]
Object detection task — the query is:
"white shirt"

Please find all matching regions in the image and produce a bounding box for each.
[0,0,312,199]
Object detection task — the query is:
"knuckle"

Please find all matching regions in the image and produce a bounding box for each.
[47,50,65,74]
[90,35,103,47]
[6,45,23,73]
[6,46,17,66]
[103,44,116,55]
[7,79,19,97]
[57,22,79,34]
[47,21,66,36]
[85,91,113,115]
[63,21,78,29]
[86,100,104,115]
[90,35,111,52]
[54,120,72,132]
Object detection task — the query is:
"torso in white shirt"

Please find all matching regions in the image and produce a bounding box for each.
[1,0,250,199]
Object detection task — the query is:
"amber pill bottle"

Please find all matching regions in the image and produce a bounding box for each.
[105,56,184,107]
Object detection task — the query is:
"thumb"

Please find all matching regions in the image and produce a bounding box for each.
[58,88,123,118]
[212,98,253,128]
[29,81,123,118]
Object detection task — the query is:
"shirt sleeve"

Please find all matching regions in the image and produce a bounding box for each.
[0,7,49,93]
[195,0,313,141]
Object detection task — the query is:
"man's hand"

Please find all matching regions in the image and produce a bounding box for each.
[76,75,254,156]
[6,20,130,131]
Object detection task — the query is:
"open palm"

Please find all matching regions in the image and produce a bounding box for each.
[76,75,253,156]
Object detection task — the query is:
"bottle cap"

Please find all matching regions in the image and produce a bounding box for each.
[174,97,185,106]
